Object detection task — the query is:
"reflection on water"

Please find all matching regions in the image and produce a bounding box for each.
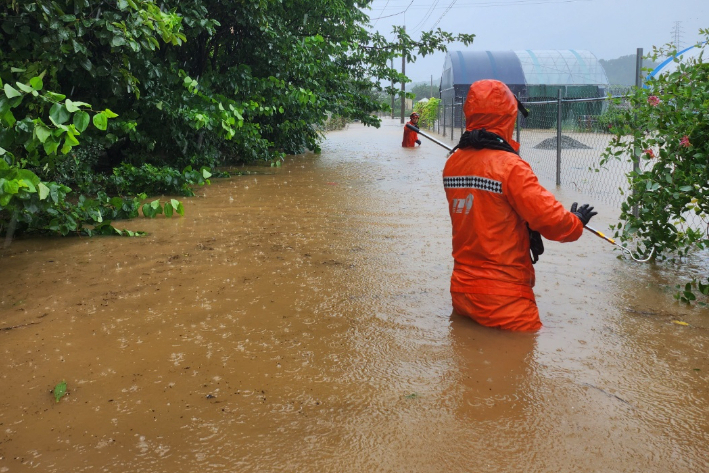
[0,119,706,472]
[447,314,536,416]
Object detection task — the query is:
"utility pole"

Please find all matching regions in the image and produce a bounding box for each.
[430,75,433,99]
[390,58,395,119]
[400,26,406,124]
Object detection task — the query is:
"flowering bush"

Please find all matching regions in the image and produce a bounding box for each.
[647,95,661,107]
[600,29,709,303]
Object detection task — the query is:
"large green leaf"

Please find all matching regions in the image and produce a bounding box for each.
[49,103,71,124]
[43,136,60,155]
[44,91,66,102]
[61,132,80,154]
[0,97,9,116]
[3,84,21,99]
[35,123,52,143]
[3,179,19,195]
[20,179,36,193]
[38,182,50,200]
[73,111,90,132]
[29,76,43,90]
[142,200,164,218]
[111,35,127,47]
[15,82,33,93]
[65,99,90,113]
[17,169,40,187]
[93,112,108,130]
[1,109,16,127]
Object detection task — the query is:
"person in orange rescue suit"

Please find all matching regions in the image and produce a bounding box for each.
[402,112,422,147]
[442,80,597,331]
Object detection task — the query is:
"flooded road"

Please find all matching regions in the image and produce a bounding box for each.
[1,118,707,472]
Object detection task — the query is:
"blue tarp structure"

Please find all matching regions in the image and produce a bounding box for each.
[440,49,610,126]
[440,49,609,100]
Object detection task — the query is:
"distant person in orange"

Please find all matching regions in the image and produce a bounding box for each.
[442,80,597,331]
[402,112,422,147]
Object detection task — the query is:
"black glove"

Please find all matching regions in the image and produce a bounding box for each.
[527,225,544,264]
[570,202,597,225]
[415,140,421,146]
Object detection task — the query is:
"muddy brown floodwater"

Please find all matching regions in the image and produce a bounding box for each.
[1,119,707,473]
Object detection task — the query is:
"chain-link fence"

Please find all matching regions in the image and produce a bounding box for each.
[434,92,707,235]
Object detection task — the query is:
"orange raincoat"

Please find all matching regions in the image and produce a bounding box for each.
[402,121,419,147]
[443,80,583,331]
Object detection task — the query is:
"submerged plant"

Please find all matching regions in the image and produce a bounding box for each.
[53,380,67,403]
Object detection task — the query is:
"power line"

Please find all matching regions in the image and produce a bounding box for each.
[430,0,458,29]
[411,0,444,31]
[371,0,390,27]
[369,0,414,21]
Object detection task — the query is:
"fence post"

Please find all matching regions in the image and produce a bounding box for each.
[442,100,446,136]
[451,97,455,140]
[459,99,465,135]
[632,48,643,218]
[435,102,438,133]
[556,88,562,186]
[516,95,521,143]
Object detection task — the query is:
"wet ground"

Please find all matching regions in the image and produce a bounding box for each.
[0,118,707,472]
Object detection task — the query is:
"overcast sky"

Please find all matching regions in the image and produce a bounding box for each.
[363,0,709,83]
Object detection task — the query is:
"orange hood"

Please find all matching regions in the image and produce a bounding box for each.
[463,80,520,151]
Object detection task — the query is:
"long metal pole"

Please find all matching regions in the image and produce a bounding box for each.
[556,88,562,186]
[632,48,643,218]
[405,123,452,151]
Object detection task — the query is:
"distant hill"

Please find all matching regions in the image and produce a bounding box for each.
[599,55,660,86]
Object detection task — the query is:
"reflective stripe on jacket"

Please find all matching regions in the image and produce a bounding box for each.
[443,80,583,297]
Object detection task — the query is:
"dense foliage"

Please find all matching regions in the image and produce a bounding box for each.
[0,1,474,238]
[413,98,440,129]
[601,30,709,303]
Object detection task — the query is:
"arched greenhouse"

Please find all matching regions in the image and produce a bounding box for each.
[439,50,610,127]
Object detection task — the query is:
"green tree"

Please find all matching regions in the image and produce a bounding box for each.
[2,1,472,164]
[600,30,709,303]
[411,81,437,100]
[1,1,474,237]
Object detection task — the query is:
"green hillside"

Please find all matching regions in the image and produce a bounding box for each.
[599,55,660,85]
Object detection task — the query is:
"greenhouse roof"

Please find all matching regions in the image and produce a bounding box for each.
[514,50,608,85]
[441,49,609,89]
